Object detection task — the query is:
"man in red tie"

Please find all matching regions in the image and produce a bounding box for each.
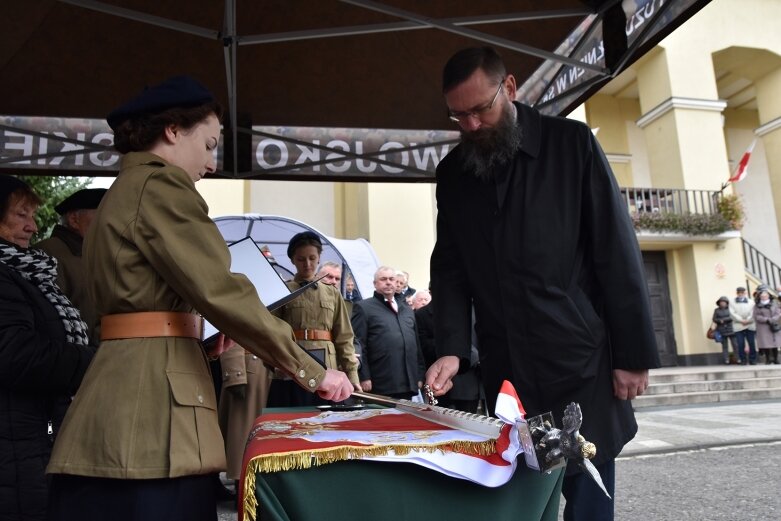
[350,266,425,399]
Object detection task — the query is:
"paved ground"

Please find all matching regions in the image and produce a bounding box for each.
[613,441,781,521]
[624,399,781,456]
[219,398,781,520]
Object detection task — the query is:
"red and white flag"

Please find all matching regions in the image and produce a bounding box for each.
[239,381,532,516]
[728,139,756,183]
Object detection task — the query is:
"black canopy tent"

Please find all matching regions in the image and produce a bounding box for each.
[0,0,710,181]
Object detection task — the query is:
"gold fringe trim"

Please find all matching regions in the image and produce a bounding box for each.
[241,439,497,521]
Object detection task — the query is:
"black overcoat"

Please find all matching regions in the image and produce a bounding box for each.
[351,292,425,396]
[431,102,660,469]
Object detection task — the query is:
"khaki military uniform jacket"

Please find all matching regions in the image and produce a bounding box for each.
[48,152,325,479]
[35,225,98,344]
[275,279,360,386]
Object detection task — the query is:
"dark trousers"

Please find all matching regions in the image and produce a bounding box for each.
[267,379,329,408]
[562,459,615,521]
[47,474,217,521]
[733,329,757,363]
[720,335,738,362]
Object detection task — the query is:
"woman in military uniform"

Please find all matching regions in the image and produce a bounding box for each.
[46,76,353,521]
[267,231,361,406]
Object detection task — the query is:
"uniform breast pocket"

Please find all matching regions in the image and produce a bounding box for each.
[320,300,335,324]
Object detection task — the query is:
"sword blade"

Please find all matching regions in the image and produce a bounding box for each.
[352,391,504,439]
[578,459,612,499]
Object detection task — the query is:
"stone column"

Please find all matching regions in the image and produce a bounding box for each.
[754,68,781,244]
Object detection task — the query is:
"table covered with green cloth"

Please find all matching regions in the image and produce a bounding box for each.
[255,457,563,521]
[241,407,563,521]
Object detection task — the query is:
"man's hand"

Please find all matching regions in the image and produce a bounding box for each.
[424,356,460,396]
[360,379,372,392]
[316,369,354,402]
[613,369,649,400]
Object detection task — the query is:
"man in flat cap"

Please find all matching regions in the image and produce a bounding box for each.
[35,188,107,344]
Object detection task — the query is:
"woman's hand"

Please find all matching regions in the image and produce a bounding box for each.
[316,369,353,402]
[206,333,235,360]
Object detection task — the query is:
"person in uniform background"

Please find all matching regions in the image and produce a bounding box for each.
[217,343,272,501]
[267,232,361,407]
[45,76,352,521]
[35,188,106,344]
[0,175,94,521]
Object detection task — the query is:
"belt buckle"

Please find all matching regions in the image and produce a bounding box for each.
[304,329,310,340]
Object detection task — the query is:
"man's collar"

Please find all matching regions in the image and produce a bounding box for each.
[374,291,395,302]
[512,101,541,159]
[49,224,84,256]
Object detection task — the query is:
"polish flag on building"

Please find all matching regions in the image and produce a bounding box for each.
[728,139,756,183]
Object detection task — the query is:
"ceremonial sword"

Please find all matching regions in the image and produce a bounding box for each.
[299,345,609,496]
[351,388,610,498]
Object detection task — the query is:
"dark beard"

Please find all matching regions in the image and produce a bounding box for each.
[459,102,522,181]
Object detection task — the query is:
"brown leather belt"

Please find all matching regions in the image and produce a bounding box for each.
[293,329,332,341]
[101,312,203,341]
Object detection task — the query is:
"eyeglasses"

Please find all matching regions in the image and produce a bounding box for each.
[448,79,505,124]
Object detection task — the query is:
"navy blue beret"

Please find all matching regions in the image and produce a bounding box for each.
[287,231,322,259]
[54,188,107,215]
[106,75,215,131]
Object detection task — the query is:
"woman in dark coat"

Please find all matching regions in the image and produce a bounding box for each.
[753,287,780,364]
[712,296,737,364]
[0,175,94,521]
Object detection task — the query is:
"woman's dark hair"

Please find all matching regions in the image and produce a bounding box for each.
[0,176,42,222]
[442,46,507,94]
[112,101,224,154]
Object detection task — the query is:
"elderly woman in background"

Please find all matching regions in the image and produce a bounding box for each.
[753,286,781,365]
[267,231,361,407]
[45,76,352,521]
[0,175,94,521]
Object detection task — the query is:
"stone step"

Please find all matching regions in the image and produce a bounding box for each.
[645,376,781,395]
[649,366,781,384]
[633,387,781,408]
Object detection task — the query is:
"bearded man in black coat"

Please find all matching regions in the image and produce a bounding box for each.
[424,47,660,521]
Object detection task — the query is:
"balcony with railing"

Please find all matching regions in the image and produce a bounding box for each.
[620,186,740,242]
[743,239,781,292]
[619,187,722,215]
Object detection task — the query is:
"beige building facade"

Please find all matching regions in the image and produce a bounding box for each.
[198,0,781,366]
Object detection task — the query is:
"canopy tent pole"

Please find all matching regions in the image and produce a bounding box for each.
[238,9,592,45]
[339,0,607,74]
[222,0,239,177]
[58,0,218,39]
